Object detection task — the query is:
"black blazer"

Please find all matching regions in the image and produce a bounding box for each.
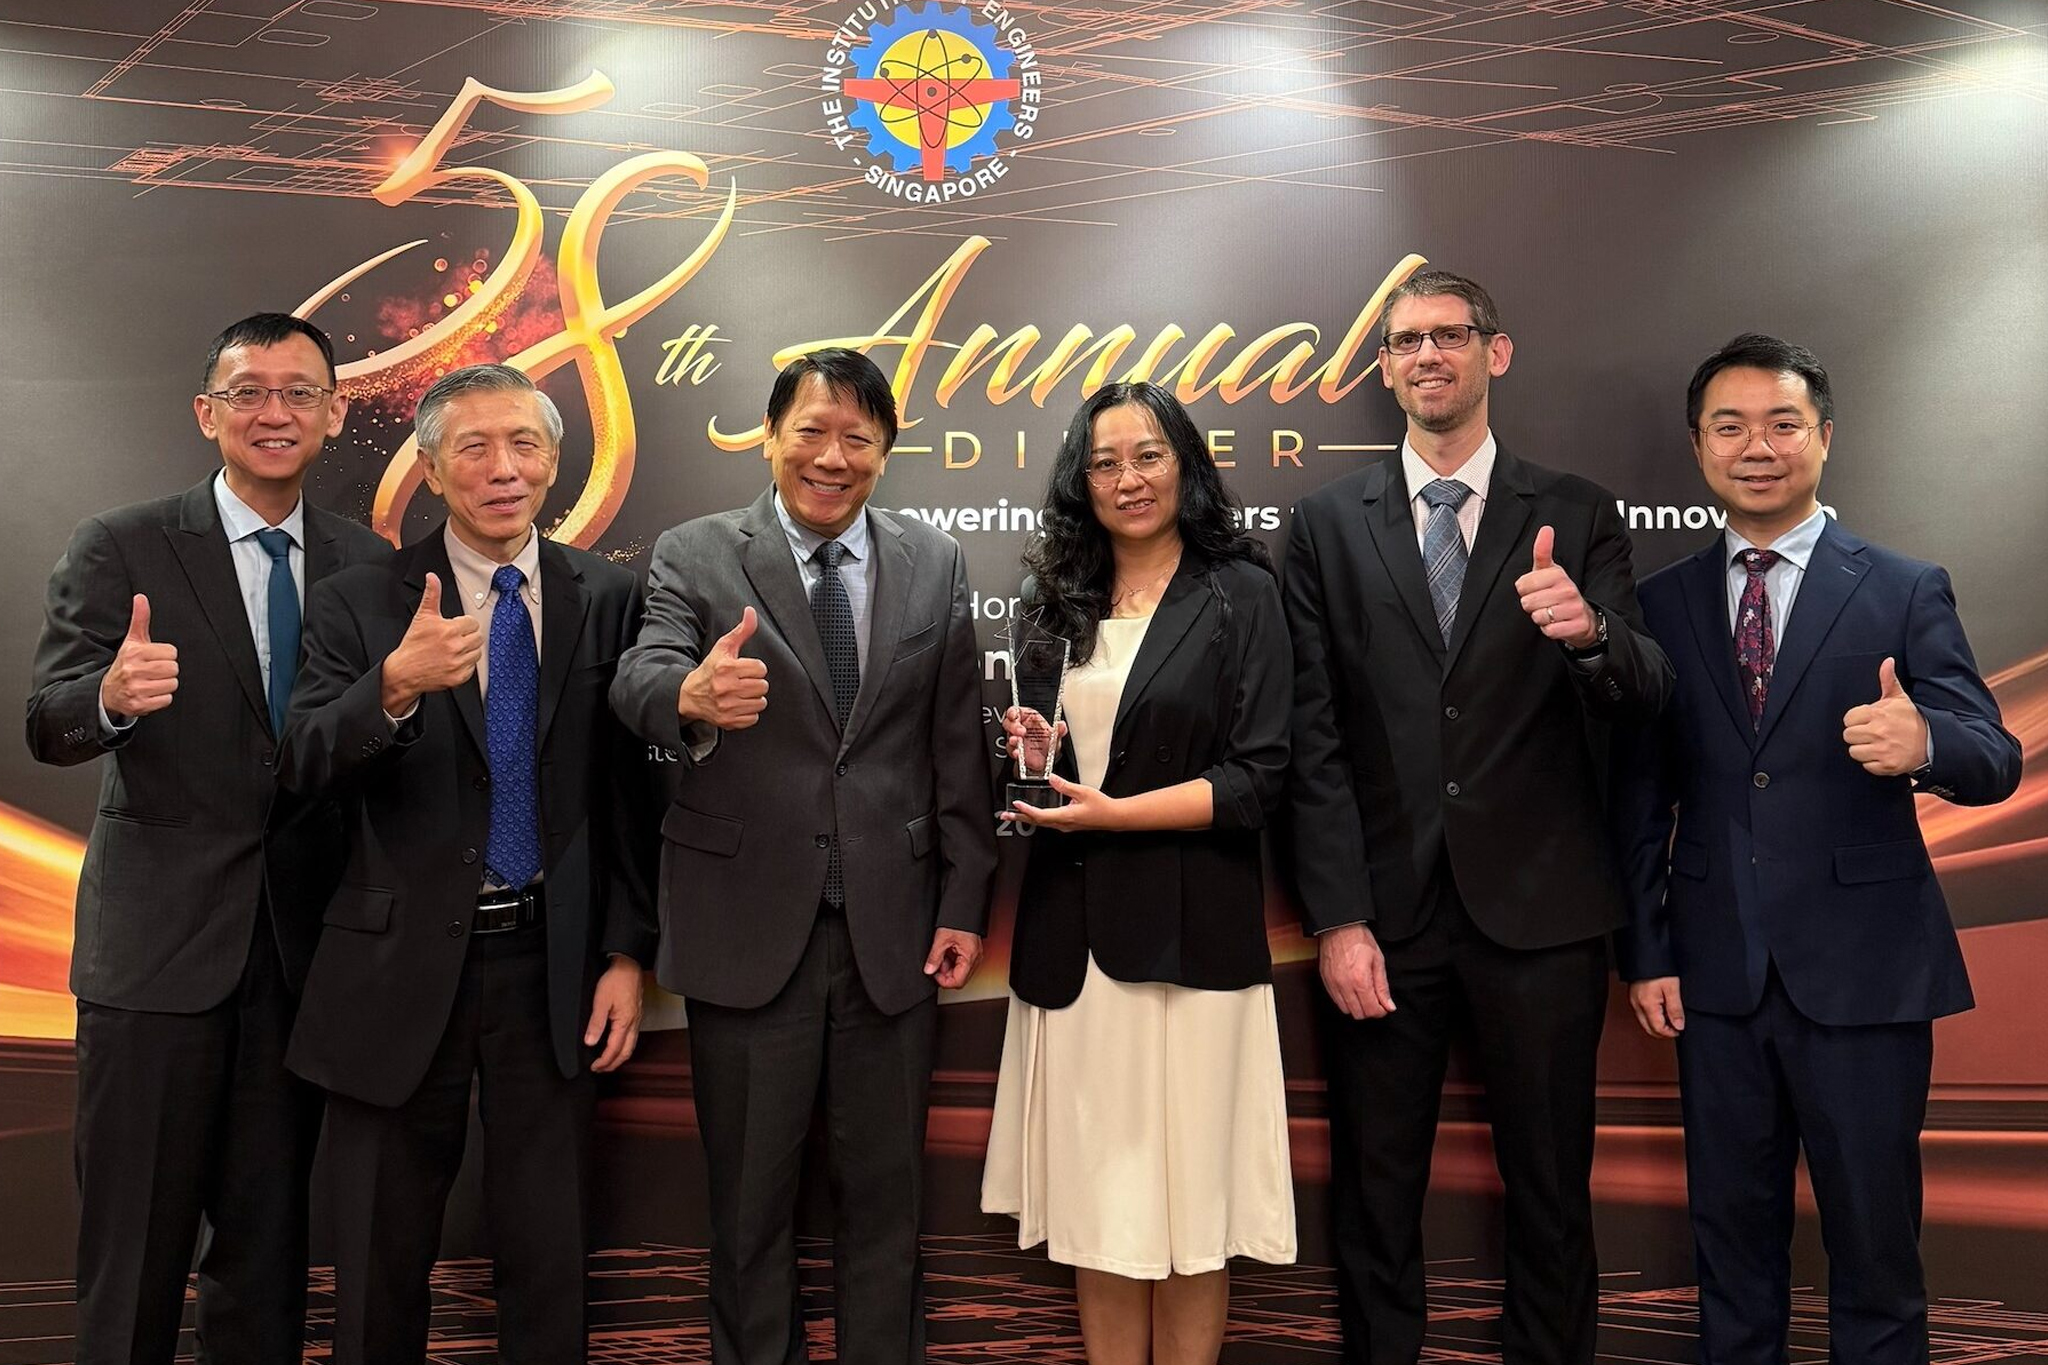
[26,478,389,1010]
[1009,556,1291,1010]
[1283,448,1672,948]
[276,525,658,1108]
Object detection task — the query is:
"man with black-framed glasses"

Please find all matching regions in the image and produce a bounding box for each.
[1614,333,2019,1365]
[27,313,388,1363]
[1284,269,1671,1364]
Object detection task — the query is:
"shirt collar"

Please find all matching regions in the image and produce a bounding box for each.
[773,488,868,564]
[443,521,543,599]
[1724,504,1828,572]
[212,468,304,547]
[1401,431,1498,506]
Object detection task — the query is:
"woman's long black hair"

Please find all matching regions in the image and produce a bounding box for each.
[1021,381,1272,663]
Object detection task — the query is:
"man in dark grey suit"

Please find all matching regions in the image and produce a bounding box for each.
[611,347,996,1365]
[26,314,389,1364]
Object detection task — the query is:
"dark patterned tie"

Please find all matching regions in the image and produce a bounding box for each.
[484,564,541,889]
[253,528,298,736]
[1419,478,1473,646]
[810,541,859,907]
[1735,548,1781,729]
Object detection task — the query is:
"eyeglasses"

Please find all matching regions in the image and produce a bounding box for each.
[1696,420,1820,459]
[1382,325,1496,355]
[1084,450,1175,487]
[203,384,334,411]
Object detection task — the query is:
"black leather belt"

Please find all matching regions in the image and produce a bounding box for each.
[474,884,545,934]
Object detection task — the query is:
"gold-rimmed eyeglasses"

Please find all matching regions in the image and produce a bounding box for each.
[1696,420,1820,459]
[1084,449,1175,487]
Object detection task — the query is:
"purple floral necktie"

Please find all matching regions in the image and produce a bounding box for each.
[1735,548,1781,729]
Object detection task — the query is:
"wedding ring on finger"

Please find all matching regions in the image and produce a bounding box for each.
[1545,606,1557,624]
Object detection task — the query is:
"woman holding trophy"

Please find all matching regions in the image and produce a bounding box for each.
[981,382,1296,1365]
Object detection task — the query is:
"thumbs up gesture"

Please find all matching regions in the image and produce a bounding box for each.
[1842,656,1929,777]
[679,606,770,730]
[100,594,180,720]
[378,573,483,716]
[1514,525,1600,649]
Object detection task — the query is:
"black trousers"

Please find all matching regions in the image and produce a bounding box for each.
[323,921,594,1365]
[72,911,322,1365]
[1321,866,1609,1365]
[688,909,938,1365]
[1678,967,1934,1365]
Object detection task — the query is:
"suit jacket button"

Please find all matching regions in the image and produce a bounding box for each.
[473,776,490,791]
[447,921,464,937]
[836,763,848,777]
[814,833,829,848]
[462,847,479,864]
[261,750,274,766]
[1445,781,1461,797]
[1752,772,1769,789]
[1155,745,1172,763]
[1443,705,1460,720]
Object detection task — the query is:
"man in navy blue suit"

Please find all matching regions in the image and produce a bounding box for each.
[1615,334,2021,1364]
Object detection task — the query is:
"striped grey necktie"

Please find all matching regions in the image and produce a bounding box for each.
[1419,478,1473,645]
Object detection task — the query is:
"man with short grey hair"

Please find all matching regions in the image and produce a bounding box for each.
[278,363,656,1365]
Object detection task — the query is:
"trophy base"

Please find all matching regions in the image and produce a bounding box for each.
[1006,780,1069,814]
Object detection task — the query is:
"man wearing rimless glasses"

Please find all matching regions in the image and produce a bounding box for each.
[1614,334,2020,1365]
[27,313,388,1364]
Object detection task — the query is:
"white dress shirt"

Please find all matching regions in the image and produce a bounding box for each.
[1401,432,1497,553]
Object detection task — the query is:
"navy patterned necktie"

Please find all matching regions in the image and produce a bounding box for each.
[1419,478,1473,646]
[253,528,298,735]
[810,540,858,907]
[1735,548,1782,729]
[484,564,541,889]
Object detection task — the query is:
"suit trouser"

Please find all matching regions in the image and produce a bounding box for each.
[1321,869,1609,1365]
[1678,966,1933,1365]
[688,908,938,1365]
[72,910,322,1365]
[323,920,594,1365]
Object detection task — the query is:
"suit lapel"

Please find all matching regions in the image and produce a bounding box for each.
[1356,459,1443,659]
[535,539,589,751]
[1444,449,1532,670]
[1676,539,1753,743]
[841,512,910,752]
[738,491,838,723]
[1755,521,1868,749]
[1104,564,1207,781]
[406,528,488,761]
[167,479,273,734]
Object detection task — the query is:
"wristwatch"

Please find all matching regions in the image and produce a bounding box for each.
[1566,605,1609,658]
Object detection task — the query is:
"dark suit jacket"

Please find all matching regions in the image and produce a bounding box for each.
[1613,520,2020,1026]
[1010,557,1291,1010]
[276,525,658,1107]
[1284,447,1672,947]
[609,489,997,1016]
[26,477,390,1011]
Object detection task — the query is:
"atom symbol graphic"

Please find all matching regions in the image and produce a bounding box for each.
[844,9,1022,182]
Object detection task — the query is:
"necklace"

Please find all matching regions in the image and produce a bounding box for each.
[1111,554,1180,613]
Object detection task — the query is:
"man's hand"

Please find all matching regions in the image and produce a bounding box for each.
[1842,657,1929,777]
[100,594,178,720]
[1628,977,1686,1039]
[924,928,982,990]
[1514,526,1600,649]
[584,956,645,1073]
[379,573,482,716]
[1319,923,1395,1020]
[679,606,769,731]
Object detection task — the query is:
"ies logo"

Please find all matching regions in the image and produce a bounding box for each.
[822,1,1042,204]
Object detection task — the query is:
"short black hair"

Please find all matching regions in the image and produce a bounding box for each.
[764,347,898,451]
[201,313,338,390]
[1382,270,1503,339]
[1686,333,1834,429]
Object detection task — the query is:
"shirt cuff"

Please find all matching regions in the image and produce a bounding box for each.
[97,698,137,739]
[384,699,420,731]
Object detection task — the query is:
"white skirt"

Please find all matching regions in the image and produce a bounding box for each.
[980,955,1297,1279]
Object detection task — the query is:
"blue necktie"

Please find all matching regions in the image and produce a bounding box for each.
[485,564,541,889]
[810,541,859,907]
[1419,479,1473,646]
[253,528,299,735]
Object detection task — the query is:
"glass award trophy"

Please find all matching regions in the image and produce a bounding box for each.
[998,610,1072,816]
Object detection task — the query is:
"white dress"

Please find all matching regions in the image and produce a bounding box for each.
[980,614,1297,1279]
